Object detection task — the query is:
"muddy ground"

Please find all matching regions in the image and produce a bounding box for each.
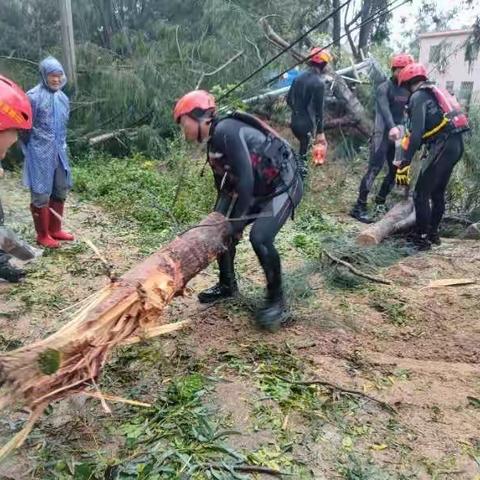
[0,162,479,479]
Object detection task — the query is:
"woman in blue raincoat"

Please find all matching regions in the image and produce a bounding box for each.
[23,56,74,248]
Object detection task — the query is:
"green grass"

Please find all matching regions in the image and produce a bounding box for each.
[72,137,216,251]
[368,288,416,326]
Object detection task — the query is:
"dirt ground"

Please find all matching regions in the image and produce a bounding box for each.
[0,169,479,479]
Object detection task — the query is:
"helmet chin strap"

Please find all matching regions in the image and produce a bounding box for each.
[197,122,202,143]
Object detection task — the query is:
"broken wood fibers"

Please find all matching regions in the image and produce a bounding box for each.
[0,212,231,458]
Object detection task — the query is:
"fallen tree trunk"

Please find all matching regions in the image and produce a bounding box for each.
[357,200,416,246]
[0,212,230,456]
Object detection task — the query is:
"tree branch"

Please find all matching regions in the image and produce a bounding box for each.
[195,50,244,89]
[323,250,392,285]
[277,376,398,414]
[208,463,290,477]
[0,55,38,68]
[245,37,263,64]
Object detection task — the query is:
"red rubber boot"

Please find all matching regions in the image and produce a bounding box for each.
[49,200,74,241]
[30,205,60,248]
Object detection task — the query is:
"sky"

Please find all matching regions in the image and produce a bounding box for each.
[389,0,480,49]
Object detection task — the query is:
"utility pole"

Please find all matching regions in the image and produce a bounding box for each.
[59,0,77,91]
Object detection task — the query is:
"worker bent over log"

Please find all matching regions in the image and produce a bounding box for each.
[174,90,303,332]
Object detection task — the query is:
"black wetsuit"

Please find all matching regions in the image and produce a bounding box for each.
[287,69,325,159]
[403,86,465,236]
[356,78,410,205]
[207,116,303,300]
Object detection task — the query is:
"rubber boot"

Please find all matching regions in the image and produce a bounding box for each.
[350,202,373,224]
[198,247,238,303]
[254,245,288,333]
[0,258,25,283]
[49,200,74,241]
[407,232,432,251]
[30,205,60,249]
[428,231,441,246]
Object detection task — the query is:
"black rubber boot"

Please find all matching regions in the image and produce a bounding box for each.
[255,293,288,333]
[0,258,26,283]
[253,245,289,333]
[198,247,238,304]
[407,233,432,252]
[350,202,373,224]
[428,231,441,246]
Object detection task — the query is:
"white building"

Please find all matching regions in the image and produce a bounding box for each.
[418,29,480,106]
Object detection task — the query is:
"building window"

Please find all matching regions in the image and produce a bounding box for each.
[459,81,474,107]
[429,44,441,62]
[445,81,454,94]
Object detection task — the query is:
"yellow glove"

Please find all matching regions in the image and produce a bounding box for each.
[395,165,410,186]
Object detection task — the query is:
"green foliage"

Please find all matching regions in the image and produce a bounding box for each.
[37,348,62,375]
[338,454,406,480]
[447,105,480,218]
[293,220,410,290]
[369,288,415,326]
[72,136,216,248]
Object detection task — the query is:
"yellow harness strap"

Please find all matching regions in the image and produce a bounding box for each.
[422,116,449,140]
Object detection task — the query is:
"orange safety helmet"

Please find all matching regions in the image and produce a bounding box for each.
[0,75,32,131]
[173,90,216,124]
[309,47,332,66]
[398,62,428,85]
[390,53,415,69]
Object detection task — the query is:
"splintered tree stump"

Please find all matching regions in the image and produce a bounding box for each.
[357,200,416,246]
[0,212,230,415]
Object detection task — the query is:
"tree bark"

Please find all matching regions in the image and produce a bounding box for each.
[0,212,231,413]
[332,0,342,48]
[357,199,416,246]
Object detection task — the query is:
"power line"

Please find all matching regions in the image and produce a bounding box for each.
[265,0,410,89]
[218,0,352,102]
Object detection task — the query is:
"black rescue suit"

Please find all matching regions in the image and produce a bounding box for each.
[287,68,325,160]
[402,86,465,237]
[205,115,303,314]
[356,78,410,205]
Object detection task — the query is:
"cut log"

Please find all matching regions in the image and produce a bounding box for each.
[357,200,416,246]
[0,212,230,451]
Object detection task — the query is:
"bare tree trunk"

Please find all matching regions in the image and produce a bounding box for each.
[333,0,342,48]
[0,213,231,414]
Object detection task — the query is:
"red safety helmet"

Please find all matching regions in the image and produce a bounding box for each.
[173,90,216,124]
[309,47,332,66]
[391,53,414,69]
[0,75,32,131]
[398,62,428,85]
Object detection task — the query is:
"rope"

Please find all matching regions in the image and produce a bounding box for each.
[265,0,410,89]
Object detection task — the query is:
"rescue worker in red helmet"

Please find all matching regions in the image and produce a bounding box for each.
[174,90,303,332]
[396,63,469,250]
[0,74,33,282]
[287,47,332,171]
[350,53,414,223]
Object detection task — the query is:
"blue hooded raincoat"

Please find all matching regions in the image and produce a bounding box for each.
[22,57,72,195]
